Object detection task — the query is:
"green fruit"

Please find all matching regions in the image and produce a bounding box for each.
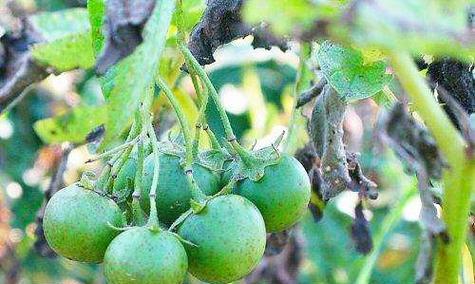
[104,227,188,284]
[234,154,311,232]
[178,194,266,283]
[112,157,137,200]
[43,184,124,263]
[141,153,221,225]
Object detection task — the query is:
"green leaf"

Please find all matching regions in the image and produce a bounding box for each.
[316,41,392,102]
[244,0,323,35]
[34,105,107,143]
[31,32,94,71]
[87,0,106,54]
[29,8,90,41]
[29,8,95,71]
[100,0,176,148]
[348,0,475,58]
[244,0,350,35]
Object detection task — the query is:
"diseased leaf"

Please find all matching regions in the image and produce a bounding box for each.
[95,0,156,74]
[0,28,48,112]
[99,0,175,148]
[378,103,448,242]
[427,58,475,129]
[316,41,392,102]
[34,105,107,144]
[350,202,373,255]
[29,8,95,71]
[188,0,287,66]
[309,85,376,200]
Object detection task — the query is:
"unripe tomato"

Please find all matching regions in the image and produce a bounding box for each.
[43,184,124,263]
[104,227,188,284]
[178,194,266,283]
[141,153,221,225]
[234,154,311,232]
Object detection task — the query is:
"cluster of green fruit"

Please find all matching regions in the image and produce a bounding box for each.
[43,134,311,283]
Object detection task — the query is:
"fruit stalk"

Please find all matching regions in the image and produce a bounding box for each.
[146,122,161,230]
[131,136,146,225]
[388,51,473,283]
[155,77,207,202]
[178,44,257,163]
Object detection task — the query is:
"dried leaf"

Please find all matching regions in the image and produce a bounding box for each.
[0,24,48,112]
[310,85,351,200]
[415,231,436,284]
[188,0,287,66]
[427,58,475,130]
[379,103,448,239]
[95,0,156,74]
[309,85,377,201]
[350,201,373,255]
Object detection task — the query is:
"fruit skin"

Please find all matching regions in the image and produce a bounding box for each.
[141,153,221,225]
[43,184,124,263]
[112,157,137,200]
[234,154,311,232]
[178,194,266,283]
[104,227,188,284]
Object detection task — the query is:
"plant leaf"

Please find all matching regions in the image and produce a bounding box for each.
[347,0,475,58]
[99,0,175,149]
[34,105,107,143]
[31,32,94,71]
[87,0,106,54]
[29,8,95,71]
[316,41,392,102]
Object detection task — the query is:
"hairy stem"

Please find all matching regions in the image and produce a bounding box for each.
[156,77,206,201]
[146,122,161,230]
[388,51,472,284]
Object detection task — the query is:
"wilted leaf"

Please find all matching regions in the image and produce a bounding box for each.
[350,202,373,255]
[188,0,287,66]
[34,106,107,144]
[95,0,156,74]
[316,41,392,102]
[427,58,475,129]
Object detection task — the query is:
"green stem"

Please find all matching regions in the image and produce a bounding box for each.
[156,77,206,202]
[192,87,209,157]
[388,51,472,284]
[156,77,193,166]
[87,136,139,164]
[178,43,257,166]
[434,161,475,284]
[146,122,161,230]
[205,125,221,150]
[355,183,417,284]
[131,137,146,226]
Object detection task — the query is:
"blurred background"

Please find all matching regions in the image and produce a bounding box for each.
[0,0,461,283]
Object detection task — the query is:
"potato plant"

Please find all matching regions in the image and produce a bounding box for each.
[0,0,474,283]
